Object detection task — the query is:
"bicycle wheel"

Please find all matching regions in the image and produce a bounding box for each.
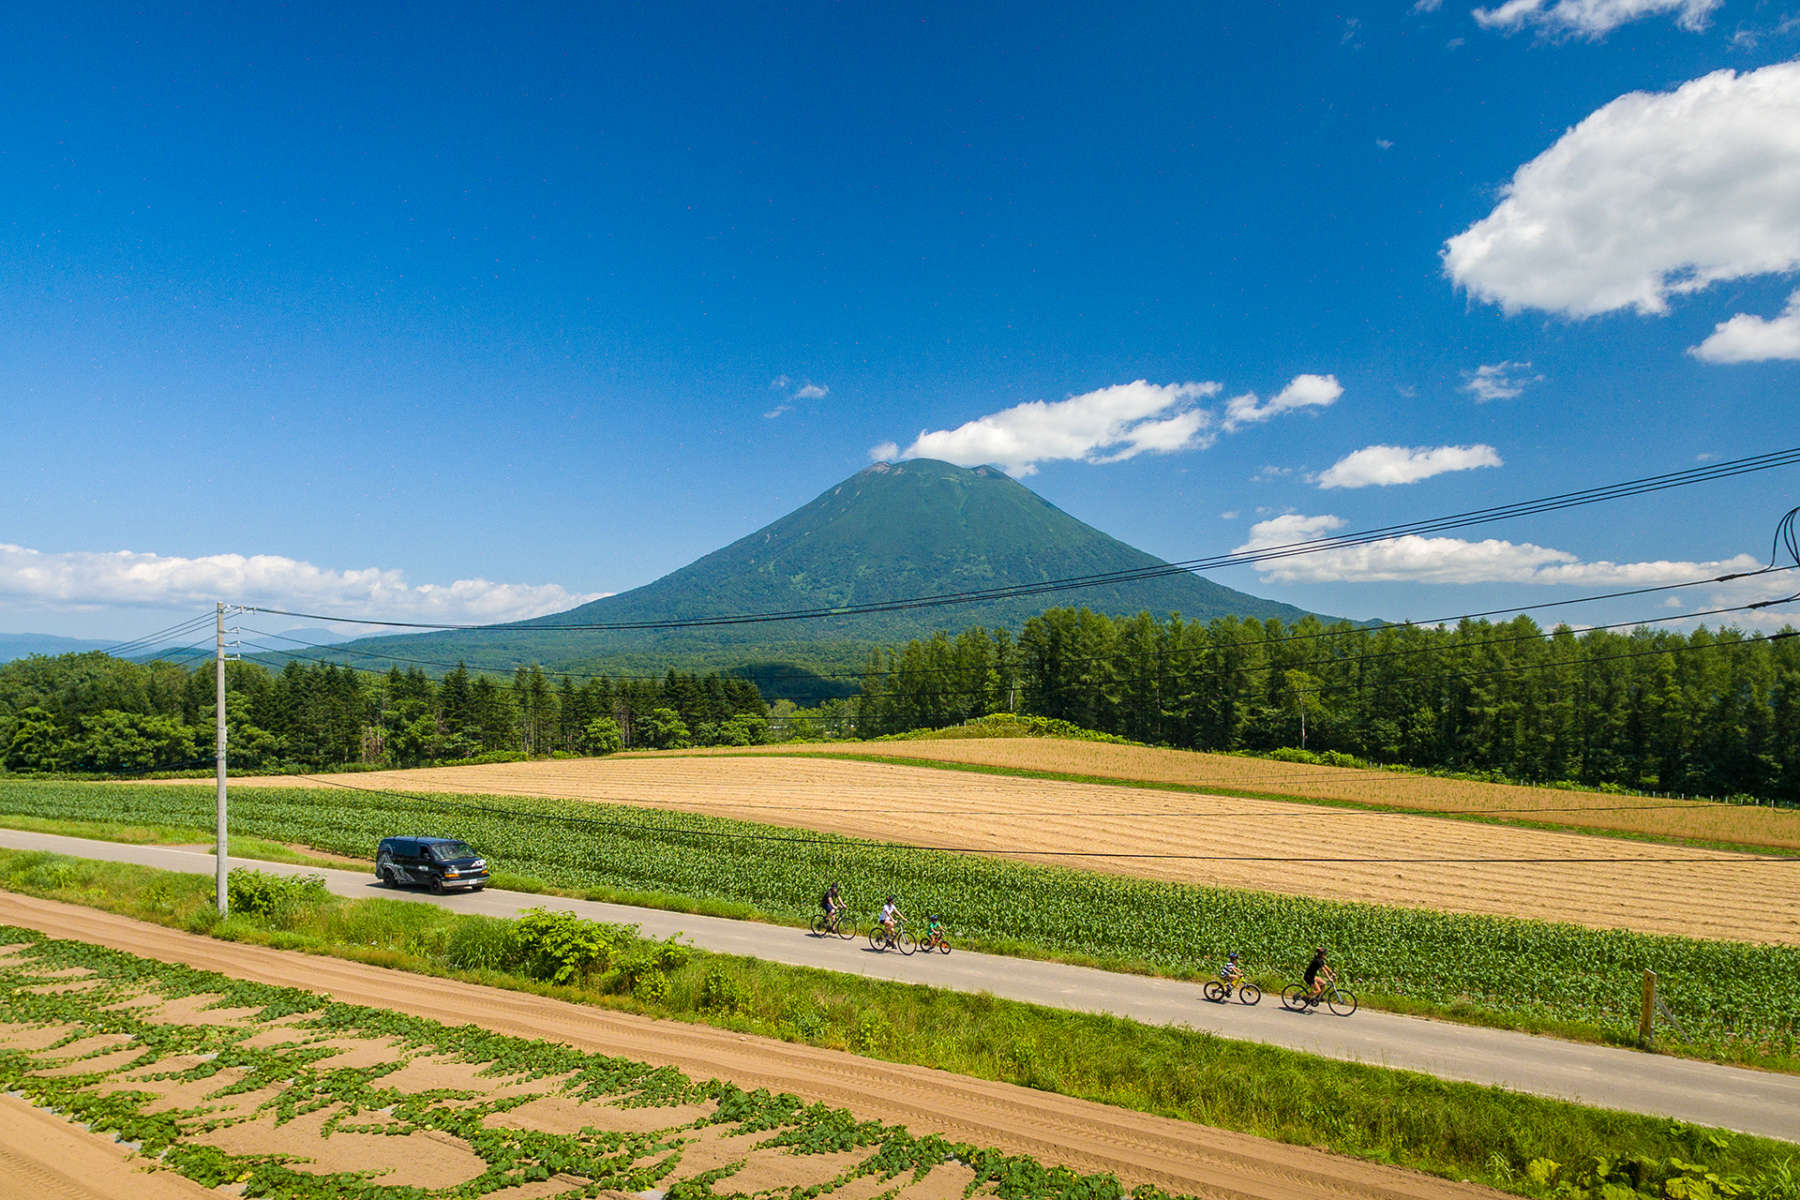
[1239,983,1262,1006]
[936,937,951,955]
[1281,984,1310,1011]
[835,917,857,940]
[897,930,918,956]
[1203,981,1225,1003]
[1328,988,1358,1017]
[868,928,886,951]
[809,914,828,937]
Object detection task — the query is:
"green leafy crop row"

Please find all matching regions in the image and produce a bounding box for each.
[0,924,1177,1200]
[2,778,1796,1058]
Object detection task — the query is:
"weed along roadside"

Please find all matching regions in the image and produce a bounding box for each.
[2,853,1799,1199]
[3,778,1799,1068]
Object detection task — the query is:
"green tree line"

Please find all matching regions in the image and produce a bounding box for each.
[856,608,1800,801]
[0,653,770,773]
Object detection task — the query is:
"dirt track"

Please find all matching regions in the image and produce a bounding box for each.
[233,755,1800,944]
[0,890,1500,1200]
[0,1092,224,1200]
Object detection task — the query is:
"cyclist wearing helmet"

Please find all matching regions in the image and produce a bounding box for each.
[820,882,844,923]
[1304,946,1335,1004]
[1220,951,1243,985]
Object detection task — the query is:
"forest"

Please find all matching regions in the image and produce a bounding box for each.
[0,653,769,773]
[856,608,1800,801]
[3,605,1797,800]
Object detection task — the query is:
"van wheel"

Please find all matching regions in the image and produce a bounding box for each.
[379,866,398,887]
[430,876,446,894]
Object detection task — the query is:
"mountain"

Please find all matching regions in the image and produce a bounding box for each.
[272,460,1329,695]
[0,632,120,663]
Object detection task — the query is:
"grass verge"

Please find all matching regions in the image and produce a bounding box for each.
[2,847,1797,1200]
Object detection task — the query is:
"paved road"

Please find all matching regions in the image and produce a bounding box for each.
[5,828,1798,1143]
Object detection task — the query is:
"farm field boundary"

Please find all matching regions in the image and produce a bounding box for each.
[202,756,1800,948]
[5,825,1800,1090]
[676,737,1800,852]
[0,895,1516,1200]
[3,778,1799,1063]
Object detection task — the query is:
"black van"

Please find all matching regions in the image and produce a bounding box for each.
[375,836,490,893]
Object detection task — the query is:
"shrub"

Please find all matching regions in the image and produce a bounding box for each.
[512,908,627,986]
[698,966,748,1015]
[225,869,331,920]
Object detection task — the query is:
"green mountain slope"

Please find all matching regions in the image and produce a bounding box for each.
[276,460,1326,694]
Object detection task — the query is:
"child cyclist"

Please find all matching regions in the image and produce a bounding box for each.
[1220,951,1244,988]
[924,911,946,948]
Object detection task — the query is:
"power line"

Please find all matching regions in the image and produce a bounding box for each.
[239,446,1800,633]
[98,612,217,659]
[234,565,1799,694]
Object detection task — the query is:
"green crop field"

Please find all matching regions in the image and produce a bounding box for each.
[0,777,1795,1061]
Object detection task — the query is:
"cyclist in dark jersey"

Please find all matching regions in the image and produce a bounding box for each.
[1304,947,1335,1004]
[820,882,844,924]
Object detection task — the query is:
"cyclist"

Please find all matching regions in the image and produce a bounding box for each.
[925,911,945,947]
[1220,951,1244,986]
[1304,946,1335,1005]
[879,894,905,939]
[820,881,844,927]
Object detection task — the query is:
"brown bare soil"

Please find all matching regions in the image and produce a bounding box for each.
[235,754,1800,944]
[0,1092,224,1200]
[0,890,1501,1200]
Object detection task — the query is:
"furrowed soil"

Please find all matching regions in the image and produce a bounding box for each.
[0,891,1500,1200]
[225,752,1800,945]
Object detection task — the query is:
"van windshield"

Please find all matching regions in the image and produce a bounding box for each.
[428,841,477,861]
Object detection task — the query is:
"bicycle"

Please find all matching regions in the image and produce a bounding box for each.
[868,921,917,955]
[918,924,952,954]
[1203,974,1261,1005]
[1282,978,1357,1016]
[809,908,857,939]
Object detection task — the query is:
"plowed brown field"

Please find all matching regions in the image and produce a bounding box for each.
[0,892,1502,1200]
[231,754,1800,944]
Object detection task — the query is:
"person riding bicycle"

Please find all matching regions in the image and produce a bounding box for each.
[1220,951,1243,986]
[879,894,905,938]
[1304,946,1335,1004]
[820,882,844,925]
[925,911,945,945]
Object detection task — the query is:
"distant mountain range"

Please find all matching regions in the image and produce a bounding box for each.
[0,626,360,668]
[0,632,121,663]
[267,459,1327,699]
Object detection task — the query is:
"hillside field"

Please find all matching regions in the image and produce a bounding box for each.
[219,751,1800,946]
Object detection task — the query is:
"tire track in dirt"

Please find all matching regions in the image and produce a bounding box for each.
[0,891,1501,1200]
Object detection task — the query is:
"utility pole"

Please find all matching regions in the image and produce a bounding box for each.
[215,602,228,915]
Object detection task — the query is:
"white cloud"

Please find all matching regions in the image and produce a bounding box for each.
[1222,374,1343,431]
[882,380,1221,476]
[1689,288,1800,362]
[763,403,792,420]
[1443,61,1800,318]
[769,375,791,390]
[1462,361,1542,401]
[1376,137,1395,150]
[1413,0,1444,12]
[1233,514,1762,587]
[794,382,828,399]
[1315,444,1503,488]
[0,544,604,624]
[1471,0,1721,37]
[869,441,900,462]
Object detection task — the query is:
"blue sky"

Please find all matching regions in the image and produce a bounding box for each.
[3,1,1798,644]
